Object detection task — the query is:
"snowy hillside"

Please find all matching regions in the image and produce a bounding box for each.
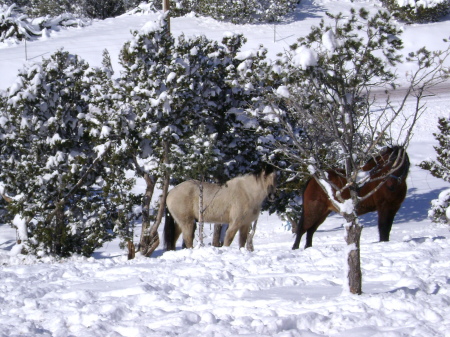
[1,0,450,336]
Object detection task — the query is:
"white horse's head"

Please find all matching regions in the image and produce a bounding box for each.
[260,165,277,202]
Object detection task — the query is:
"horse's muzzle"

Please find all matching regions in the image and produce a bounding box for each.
[268,192,276,203]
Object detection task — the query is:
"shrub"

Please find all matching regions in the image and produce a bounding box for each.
[0,4,41,42]
[429,189,450,224]
[380,0,450,23]
[420,117,450,224]
[0,51,117,257]
[201,0,300,24]
[136,0,300,24]
[420,117,450,182]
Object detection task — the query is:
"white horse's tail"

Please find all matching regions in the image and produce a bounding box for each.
[163,208,177,251]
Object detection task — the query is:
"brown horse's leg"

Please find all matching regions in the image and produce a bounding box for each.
[293,176,335,250]
[304,211,331,248]
[293,200,331,250]
[292,224,306,250]
[377,206,400,242]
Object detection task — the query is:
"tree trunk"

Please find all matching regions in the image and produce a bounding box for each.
[345,220,363,295]
[212,224,223,247]
[246,218,258,252]
[140,141,171,257]
[127,240,135,260]
[138,171,156,253]
[198,180,205,247]
[163,0,170,32]
[54,202,65,256]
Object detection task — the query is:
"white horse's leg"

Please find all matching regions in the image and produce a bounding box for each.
[223,223,240,247]
[238,223,251,248]
[181,221,195,248]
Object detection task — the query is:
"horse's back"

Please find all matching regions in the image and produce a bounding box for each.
[167,180,198,206]
[166,180,230,223]
[166,180,200,222]
[167,178,260,224]
[304,171,343,214]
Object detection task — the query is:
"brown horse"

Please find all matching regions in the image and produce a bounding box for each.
[292,146,410,250]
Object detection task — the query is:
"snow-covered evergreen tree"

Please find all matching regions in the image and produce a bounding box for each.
[170,33,271,182]
[0,50,117,257]
[87,15,275,256]
[84,49,142,254]
[420,117,450,224]
[83,0,126,19]
[420,117,450,183]
[380,0,449,23]
[144,0,300,24]
[0,3,41,42]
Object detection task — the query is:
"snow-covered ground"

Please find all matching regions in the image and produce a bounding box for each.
[1,1,450,336]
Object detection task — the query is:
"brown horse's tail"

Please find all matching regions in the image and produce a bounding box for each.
[291,209,304,250]
[164,208,176,251]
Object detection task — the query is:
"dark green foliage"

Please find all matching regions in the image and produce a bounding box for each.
[83,0,125,20]
[27,0,72,17]
[380,0,450,23]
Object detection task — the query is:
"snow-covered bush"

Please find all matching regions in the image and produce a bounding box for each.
[0,50,118,257]
[0,3,91,44]
[25,0,140,19]
[32,14,91,31]
[0,4,40,42]
[26,0,73,17]
[380,0,450,23]
[420,117,450,224]
[420,117,450,182]
[83,0,129,19]
[139,0,299,23]
[194,0,300,24]
[429,189,450,223]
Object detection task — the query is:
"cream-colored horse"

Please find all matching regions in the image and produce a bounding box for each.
[164,167,276,250]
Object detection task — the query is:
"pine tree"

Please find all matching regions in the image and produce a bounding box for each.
[420,117,450,182]
[100,15,184,256]
[96,17,275,254]
[84,50,141,256]
[420,117,450,224]
[0,50,116,257]
[83,0,126,19]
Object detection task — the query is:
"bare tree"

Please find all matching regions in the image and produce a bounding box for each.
[139,141,171,257]
[264,9,450,294]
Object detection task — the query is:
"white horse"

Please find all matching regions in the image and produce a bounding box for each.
[164,167,276,250]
